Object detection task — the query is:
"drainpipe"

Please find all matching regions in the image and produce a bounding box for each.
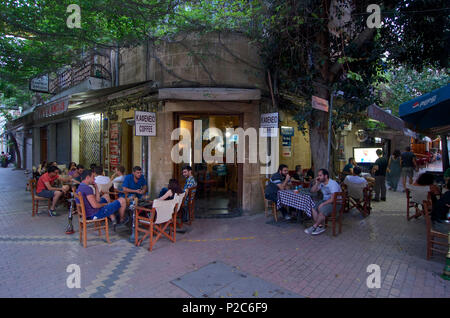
[115,43,120,87]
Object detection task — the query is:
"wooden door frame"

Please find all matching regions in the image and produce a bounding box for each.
[173,112,244,209]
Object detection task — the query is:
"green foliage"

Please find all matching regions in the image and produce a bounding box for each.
[376,67,450,116]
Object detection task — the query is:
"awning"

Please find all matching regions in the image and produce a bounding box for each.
[367,104,405,131]
[399,83,450,131]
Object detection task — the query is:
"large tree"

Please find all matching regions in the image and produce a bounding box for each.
[246,0,448,174]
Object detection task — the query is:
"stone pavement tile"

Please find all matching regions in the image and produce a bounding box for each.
[1,167,450,298]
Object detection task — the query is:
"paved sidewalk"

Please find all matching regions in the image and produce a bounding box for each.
[0,167,449,298]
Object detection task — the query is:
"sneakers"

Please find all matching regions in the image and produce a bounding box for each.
[48,209,57,217]
[311,226,326,235]
[304,225,326,235]
[304,226,315,234]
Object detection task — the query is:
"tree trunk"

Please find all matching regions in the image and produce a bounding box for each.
[309,0,333,177]
[7,131,21,169]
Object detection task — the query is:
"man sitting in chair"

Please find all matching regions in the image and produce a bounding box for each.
[343,166,367,187]
[36,166,71,217]
[305,169,342,236]
[121,166,148,201]
[76,170,127,227]
[265,164,292,221]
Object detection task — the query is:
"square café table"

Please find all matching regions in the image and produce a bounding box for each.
[277,190,315,218]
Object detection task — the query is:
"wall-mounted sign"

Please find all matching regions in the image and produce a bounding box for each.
[281,126,294,137]
[260,112,278,137]
[282,146,292,157]
[135,111,156,136]
[109,122,121,171]
[30,74,49,93]
[312,95,329,112]
[34,97,69,120]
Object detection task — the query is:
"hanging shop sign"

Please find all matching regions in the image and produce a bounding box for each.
[109,122,121,171]
[260,112,278,137]
[30,74,49,93]
[312,95,329,112]
[34,97,69,120]
[135,111,156,136]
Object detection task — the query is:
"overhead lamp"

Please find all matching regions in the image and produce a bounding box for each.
[77,113,100,121]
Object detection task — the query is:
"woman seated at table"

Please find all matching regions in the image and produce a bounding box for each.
[67,162,77,176]
[408,173,441,207]
[292,165,304,182]
[158,179,184,201]
[110,166,126,191]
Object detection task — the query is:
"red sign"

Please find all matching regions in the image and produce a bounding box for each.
[109,123,121,171]
[312,95,329,112]
[34,97,69,120]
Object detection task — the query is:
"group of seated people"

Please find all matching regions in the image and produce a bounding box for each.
[407,172,450,223]
[35,161,198,225]
[264,164,341,236]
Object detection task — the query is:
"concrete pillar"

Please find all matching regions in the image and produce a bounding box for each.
[32,127,40,167]
[71,119,80,163]
[47,124,57,162]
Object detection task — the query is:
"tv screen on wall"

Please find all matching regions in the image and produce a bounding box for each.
[353,147,383,164]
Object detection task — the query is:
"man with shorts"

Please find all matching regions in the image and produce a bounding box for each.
[76,170,127,227]
[121,166,148,201]
[36,166,70,216]
[401,146,417,191]
[305,169,341,235]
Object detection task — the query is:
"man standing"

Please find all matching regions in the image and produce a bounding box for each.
[305,169,342,235]
[182,165,197,222]
[122,166,147,200]
[265,164,292,220]
[372,149,388,201]
[36,166,70,216]
[76,170,127,227]
[401,146,417,191]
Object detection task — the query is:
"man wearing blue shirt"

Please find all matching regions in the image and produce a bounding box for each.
[122,166,147,200]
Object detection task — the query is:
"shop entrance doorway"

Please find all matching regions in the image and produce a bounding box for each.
[174,113,243,218]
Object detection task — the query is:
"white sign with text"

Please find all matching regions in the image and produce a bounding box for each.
[135,111,156,136]
[260,112,278,137]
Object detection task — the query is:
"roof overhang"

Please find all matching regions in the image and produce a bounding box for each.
[158,88,261,101]
[399,83,450,131]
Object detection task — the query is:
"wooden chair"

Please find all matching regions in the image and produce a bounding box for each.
[342,182,372,217]
[260,178,278,222]
[75,192,110,248]
[186,186,197,225]
[423,200,449,260]
[134,198,178,251]
[175,191,187,229]
[324,192,346,236]
[406,185,433,221]
[29,179,51,217]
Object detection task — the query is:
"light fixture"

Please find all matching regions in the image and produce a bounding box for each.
[77,113,100,121]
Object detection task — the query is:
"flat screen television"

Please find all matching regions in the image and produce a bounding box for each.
[353,147,383,164]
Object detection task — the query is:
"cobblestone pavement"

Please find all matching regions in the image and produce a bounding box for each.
[0,167,449,298]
